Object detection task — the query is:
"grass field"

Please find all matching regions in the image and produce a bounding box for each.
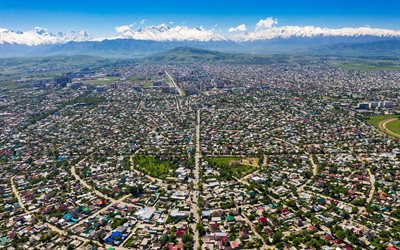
[134,155,171,179]
[385,119,400,135]
[330,60,400,72]
[367,115,398,127]
[0,81,27,89]
[367,115,400,138]
[127,76,153,87]
[83,77,119,85]
[206,157,257,180]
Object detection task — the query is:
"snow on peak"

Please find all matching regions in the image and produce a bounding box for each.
[233,17,400,41]
[113,23,225,42]
[0,27,92,46]
[2,19,400,46]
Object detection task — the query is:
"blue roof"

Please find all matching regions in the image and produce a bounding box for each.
[63,213,72,220]
[111,231,122,238]
[105,237,114,244]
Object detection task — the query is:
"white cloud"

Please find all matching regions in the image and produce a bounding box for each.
[255,17,278,31]
[140,19,146,25]
[228,24,247,32]
[115,24,132,33]
[112,23,225,41]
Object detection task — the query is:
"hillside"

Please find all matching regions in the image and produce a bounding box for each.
[142,47,316,64]
[312,39,400,58]
[1,36,399,58]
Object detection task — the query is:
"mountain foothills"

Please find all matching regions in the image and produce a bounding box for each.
[142,47,317,64]
[1,37,399,58]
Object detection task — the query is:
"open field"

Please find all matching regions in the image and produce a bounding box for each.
[385,119,400,137]
[127,76,153,87]
[367,115,400,138]
[83,77,119,85]
[206,157,258,180]
[367,115,398,127]
[133,155,171,179]
[330,60,400,72]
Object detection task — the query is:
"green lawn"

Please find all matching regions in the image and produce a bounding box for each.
[83,76,119,85]
[127,76,153,87]
[367,115,398,128]
[207,157,241,166]
[123,236,136,247]
[206,157,257,180]
[134,155,171,179]
[385,119,400,135]
[331,60,400,72]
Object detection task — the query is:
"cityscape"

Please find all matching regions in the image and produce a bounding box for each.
[0,1,399,250]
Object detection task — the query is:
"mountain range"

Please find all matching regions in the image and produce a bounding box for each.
[0,25,399,58]
[1,37,399,58]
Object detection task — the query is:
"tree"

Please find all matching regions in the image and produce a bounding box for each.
[273,231,283,244]
[182,232,193,250]
[275,242,284,249]
[196,223,206,236]
[129,185,143,197]
[336,230,346,240]
[306,239,321,248]
[182,232,193,243]
[292,237,301,247]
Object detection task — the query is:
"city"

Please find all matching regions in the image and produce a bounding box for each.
[1,0,400,249]
[1,61,399,249]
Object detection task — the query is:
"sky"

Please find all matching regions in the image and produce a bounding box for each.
[1,0,400,37]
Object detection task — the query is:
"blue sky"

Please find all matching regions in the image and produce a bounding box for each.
[1,0,399,36]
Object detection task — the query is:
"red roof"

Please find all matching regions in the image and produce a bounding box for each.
[231,241,239,248]
[167,242,184,250]
[210,223,219,231]
[176,228,186,237]
[258,217,267,224]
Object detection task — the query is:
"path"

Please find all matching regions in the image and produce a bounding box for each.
[378,118,400,138]
[356,155,376,204]
[69,193,132,230]
[165,70,185,96]
[367,169,376,203]
[11,177,27,212]
[239,206,268,249]
[191,109,201,250]
[161,112,174,127]
[71,159,116,202]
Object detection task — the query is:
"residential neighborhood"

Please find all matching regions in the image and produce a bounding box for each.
[1,62,399,250]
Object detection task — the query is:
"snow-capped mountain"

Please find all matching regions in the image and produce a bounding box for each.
[112,24,225,42]
[0,27,91,46]
[233,25,400,42]
[1,19,399,57]
[2,19,400,46]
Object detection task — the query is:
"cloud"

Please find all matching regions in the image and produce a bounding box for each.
[255,17,278,31]
[228,24,247,32]
[115,24,133,33]
[140,19,146,25]
[113,23,225,41]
